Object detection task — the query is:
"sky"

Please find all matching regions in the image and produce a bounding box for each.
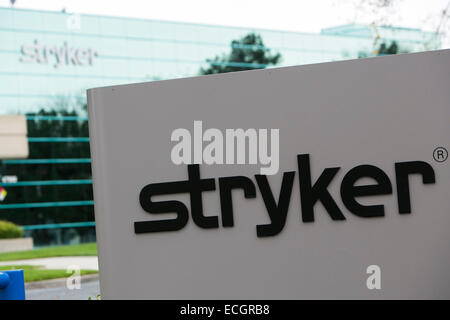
[1,0,449,47]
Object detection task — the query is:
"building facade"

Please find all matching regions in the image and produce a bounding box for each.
[0,7,441,245]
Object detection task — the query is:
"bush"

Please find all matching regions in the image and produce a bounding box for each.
[0,220,24,239]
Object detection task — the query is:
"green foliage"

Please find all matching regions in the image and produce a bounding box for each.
[0,220,23,239]
[0,264,98,282]
[199,33,281,75]
[0,106,94,244]
[358,41,401,58]
[377,41,399,55]
[0,242,97,261]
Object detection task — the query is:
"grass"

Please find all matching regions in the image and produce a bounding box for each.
[0,265,98,282]
[0,242,97,262]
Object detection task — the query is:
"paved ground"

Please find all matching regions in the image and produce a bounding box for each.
[26,276,101,300]
[0,256,98,270]
[0,256,100,299]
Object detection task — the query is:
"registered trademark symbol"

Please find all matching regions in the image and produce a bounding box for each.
[433,147,448,163]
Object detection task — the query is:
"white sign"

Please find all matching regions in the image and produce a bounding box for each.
[88,50,450,299]
[0,115,28,159]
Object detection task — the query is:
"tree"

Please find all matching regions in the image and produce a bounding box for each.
[0,105,94,245]
[376,41,398,55]
[345,0,450,48]
[358,40,401,58]
[199,33,281,75]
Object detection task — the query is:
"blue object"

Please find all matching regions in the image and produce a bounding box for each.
[0,270,26,300]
